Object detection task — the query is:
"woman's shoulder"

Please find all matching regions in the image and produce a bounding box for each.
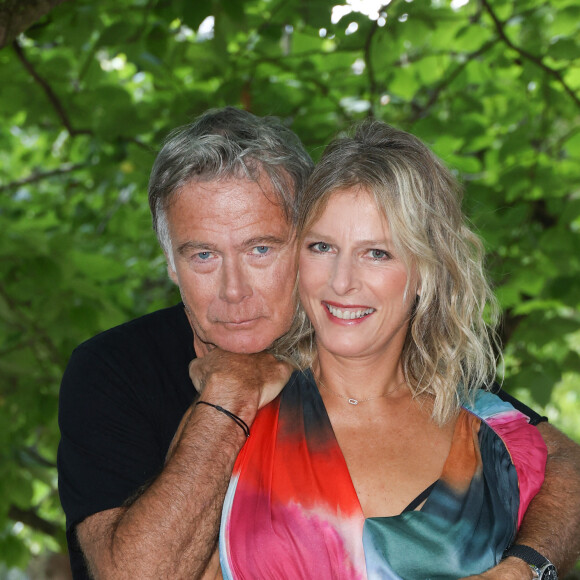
[461,389,546,461]
[462,388,526,422]
[463,388,547,528]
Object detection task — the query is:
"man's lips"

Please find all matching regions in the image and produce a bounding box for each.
[323,301,375,321]
[220,318,261,328]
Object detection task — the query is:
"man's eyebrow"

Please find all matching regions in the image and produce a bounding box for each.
[243,235,290,247]
[176,236,289,255]
[176,241,218,255]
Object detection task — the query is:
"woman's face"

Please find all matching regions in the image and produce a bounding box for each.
[299,189,418,362]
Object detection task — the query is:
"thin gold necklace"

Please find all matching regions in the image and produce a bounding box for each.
[316,377,407,406]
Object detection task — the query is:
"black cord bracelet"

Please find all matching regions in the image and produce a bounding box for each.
[196,401,250,438]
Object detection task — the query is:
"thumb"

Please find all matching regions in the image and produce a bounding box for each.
[258,360,294,409]
[188,358,205,394]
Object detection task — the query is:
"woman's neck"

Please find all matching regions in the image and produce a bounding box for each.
[313,347,407,402]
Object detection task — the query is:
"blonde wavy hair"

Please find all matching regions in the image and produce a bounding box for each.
[272,120,500,425]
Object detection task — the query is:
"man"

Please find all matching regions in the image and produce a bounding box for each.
[58,107,580,579]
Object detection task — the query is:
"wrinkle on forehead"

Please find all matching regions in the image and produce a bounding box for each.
[167,177,296,258]
[169,168,295,224]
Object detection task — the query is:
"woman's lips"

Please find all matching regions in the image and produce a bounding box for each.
[323,301,375,321]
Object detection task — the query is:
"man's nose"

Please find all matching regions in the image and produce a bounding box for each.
[330,254,359,296]
[219,259,253,303]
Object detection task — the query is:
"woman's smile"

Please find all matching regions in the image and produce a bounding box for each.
[323,301,376,323]
[299,189,418,362]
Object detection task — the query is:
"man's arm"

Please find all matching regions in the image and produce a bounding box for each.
[462,423,580,579]
[76,351,290,580]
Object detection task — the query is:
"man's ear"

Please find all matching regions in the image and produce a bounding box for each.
[168,266,178,285]
[165,253,178,285]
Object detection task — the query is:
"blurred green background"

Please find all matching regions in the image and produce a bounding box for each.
[0,0,579,576]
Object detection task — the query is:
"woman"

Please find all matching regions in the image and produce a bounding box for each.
[219,121,547,579]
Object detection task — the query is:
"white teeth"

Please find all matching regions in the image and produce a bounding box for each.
[326,304,374,320]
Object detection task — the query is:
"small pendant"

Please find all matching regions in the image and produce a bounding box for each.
[348,398,359,405]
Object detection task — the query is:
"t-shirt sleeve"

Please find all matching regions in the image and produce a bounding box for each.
[57,342,166,532]
[490,384,547,426]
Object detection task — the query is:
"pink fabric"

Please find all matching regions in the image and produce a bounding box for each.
[487,411,547,527]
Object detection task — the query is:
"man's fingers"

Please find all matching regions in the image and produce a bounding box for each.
[257,360,294,409]
[188,350,294,406]
[188,357,209,393]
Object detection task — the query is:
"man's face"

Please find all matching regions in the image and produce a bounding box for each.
[166,177,297,356]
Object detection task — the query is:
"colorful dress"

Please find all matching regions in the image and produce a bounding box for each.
[220,370,547,579]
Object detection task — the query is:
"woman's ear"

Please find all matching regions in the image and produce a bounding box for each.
[414,268,421,298]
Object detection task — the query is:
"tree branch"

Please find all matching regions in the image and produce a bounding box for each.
[480,0,580,108]
[0,162,88,192]
[0,284,66,369]
[409,39,497,123]
[20,446,57,469]
[363,13,383,116]
[12,39,92,136]
[364,2,397,112]
[8,505,61,538]
[0,0,70,49]
[252,56,348,118]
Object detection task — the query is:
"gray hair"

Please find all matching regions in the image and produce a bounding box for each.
[148,107,314,258]
[284,119,500,425]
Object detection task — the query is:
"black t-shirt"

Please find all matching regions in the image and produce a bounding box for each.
[58,304,197,578]
[57,303,546,578]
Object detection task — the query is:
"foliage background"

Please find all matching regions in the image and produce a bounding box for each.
[0,0,579,575]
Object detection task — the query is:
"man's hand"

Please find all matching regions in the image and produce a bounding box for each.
[165,351,292,463]
[460,557,534,579]
[189,349,293,415]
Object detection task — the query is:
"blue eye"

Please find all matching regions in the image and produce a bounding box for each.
[197,251,212,260]
[368,249,390,260]
[311,242,331,253]
[253,246,270,255]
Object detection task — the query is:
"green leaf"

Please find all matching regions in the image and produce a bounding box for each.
[2,0,580,570]
[512,366,556,406]
[69,251,130,282]
[548,37,580,61]
[97,21,138,48]
[0,534,29,569]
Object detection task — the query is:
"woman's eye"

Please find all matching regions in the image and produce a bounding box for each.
[252,246,270,255]
[369,249,389,260]
[311,242,331,253]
